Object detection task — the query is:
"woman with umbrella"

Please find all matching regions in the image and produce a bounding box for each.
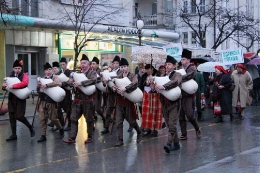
[211,66,233,123]
[231,64,253,120]
[139,64,162,136]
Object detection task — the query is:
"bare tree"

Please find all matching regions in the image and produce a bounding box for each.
[230,27,260,52]
[58,0,128,70]
[0,0,19,26]
[177,0,260,50]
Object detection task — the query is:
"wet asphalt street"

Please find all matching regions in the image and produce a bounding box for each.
[0,98,260,173]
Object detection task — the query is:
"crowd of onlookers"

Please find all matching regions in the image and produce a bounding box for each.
[133,61,258,123]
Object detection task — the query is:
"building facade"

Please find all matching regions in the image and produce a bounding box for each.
[0,0,180,91]
[171,0,260,52]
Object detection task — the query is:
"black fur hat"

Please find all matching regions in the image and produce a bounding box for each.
[44,62,52,70]
[13,60,23,68]
[120,58,129,66]
[165,55,177,65]
[52,61,60,68]
[60,57,67,63]
[92,57,99,64]
[81,54,89,61]
[112,55,120,63]
[181,49,192,59]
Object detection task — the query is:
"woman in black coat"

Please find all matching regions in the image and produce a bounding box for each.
[211,65,233,123]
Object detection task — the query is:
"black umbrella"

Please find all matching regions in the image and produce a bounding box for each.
[191,55,215,64]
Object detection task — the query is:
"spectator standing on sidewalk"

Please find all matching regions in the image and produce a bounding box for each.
[231,64,253,120]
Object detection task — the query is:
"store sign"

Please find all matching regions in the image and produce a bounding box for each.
[108,26,138,35]
[163,43,182,62]
[219,48,243,65]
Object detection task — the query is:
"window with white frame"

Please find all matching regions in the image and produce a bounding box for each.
[191,0,196,14]
[191,32,197,44]
[183,1,188,13]
[11,0,38,17]
[199,0,205,13]
[183,32,188,44]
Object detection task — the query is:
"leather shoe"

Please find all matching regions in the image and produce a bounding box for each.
[164,143,180,153]
[127,126,133,132]
[179,135,187,140]
[64,126,71,131]
[163,144,172,153]
[114,140,124,147]
[162,122,166,129]
[63,138,76,144]
[101,128,109,134]
[6,135,17,141]
[85,138,92,143]
[196,128,202,139]
[37,135,47,143]
[59,129,64,139]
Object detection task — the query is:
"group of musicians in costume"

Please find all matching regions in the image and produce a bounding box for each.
[2,49,201,153]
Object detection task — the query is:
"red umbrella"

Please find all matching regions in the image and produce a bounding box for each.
[243,52,256,59]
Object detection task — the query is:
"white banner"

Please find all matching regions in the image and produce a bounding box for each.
[219,48,244,65]
[163,43,182,62]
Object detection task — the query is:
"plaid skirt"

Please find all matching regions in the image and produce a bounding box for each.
[141,91,162,129]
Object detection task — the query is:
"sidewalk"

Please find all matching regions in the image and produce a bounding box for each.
[0,96,38,121]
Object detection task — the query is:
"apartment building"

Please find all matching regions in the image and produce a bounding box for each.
[0,0,180,91]
[172,0,260,52]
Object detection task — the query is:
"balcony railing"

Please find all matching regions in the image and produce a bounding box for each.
[133,14,174,27]
[133,15,157,27]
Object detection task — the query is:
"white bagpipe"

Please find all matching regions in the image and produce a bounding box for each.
[176,69,198,94]
[37,77,66,102]
[57,73,72,90]
[113,77,143,103]
[4,77,31,100]
[95,74,106,92]
[100,70,117,88]
[70,72,96,95]
[153,76,181,101]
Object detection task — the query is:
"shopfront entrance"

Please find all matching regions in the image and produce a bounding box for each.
[16,53,38,91]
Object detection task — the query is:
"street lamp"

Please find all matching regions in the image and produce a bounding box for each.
[136,17,144,46]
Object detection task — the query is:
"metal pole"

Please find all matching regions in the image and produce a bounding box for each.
[213,0,216,46]
[138,29,142,46]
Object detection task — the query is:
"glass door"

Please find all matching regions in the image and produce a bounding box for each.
[17,53,38,91]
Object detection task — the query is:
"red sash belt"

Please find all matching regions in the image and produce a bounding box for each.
[74,95,93,104]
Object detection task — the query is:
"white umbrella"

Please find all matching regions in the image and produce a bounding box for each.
[130,47,168,64]
[197,62,228,72]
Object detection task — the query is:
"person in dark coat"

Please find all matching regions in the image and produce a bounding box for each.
[2,60,35,141]
[59,57,72,131]
[92,56,105,127]
[195,71,205,120]
[211,65,233,123]
[179,49,201,140]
